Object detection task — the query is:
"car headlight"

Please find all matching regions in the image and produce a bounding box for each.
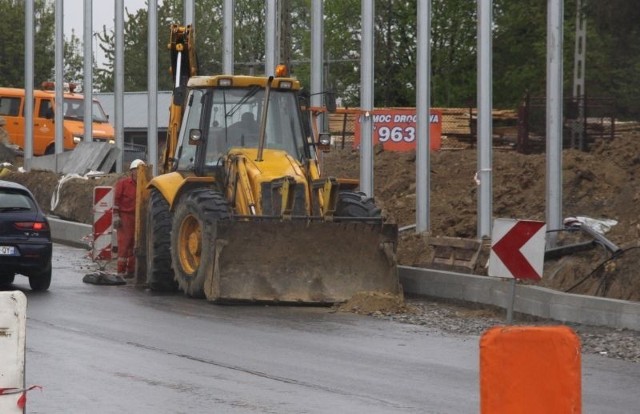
[73,136,82,144]
[109,139,115,144]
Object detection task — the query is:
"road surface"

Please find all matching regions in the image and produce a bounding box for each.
[3,244,637,413]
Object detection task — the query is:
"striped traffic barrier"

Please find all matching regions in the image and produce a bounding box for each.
[92,186,114,262]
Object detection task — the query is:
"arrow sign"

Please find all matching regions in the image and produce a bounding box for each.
[489,219,546,281]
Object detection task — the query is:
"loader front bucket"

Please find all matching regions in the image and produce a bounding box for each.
[203,220,401,304]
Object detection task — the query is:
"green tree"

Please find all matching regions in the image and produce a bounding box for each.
[94,0,275,92]
[64,29,84,86]
[321,0,362,107]
[89,0,640,117]
[584,0,640,119]
[0,0,55,87]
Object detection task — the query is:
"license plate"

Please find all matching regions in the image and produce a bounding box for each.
[0,246,15,255]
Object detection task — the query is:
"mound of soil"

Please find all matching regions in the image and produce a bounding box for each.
[2,127,640,303]
[0,167,121,224]
[320,130,640,302]
[336,292,419,315]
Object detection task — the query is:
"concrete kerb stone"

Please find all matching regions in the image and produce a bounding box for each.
[48,217,92,249]
[48,217,640,331]
[399,266,640,331]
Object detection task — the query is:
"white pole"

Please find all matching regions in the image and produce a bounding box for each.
[54,0,64,160]
[415,0,431,233]
[223,0,234,74]
[83,0,93,142]
[24,0,34,171]
[546,0,564,245]
[311,0,324,119]
[148,0,158,176]
[477,0,493,239]
[265,0,277,76]
[360,0,374,197]
[115,0,124,172]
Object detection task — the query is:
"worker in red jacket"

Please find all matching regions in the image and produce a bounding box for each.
[113,159,145,278]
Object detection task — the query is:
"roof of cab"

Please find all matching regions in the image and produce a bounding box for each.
[0,86,88,100]
[186,75,301,91]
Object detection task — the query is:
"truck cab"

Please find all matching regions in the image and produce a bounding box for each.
[0,83,115,155]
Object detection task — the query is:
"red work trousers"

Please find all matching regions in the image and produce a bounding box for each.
[116,212,136,275]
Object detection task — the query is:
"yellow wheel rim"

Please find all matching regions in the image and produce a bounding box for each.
[178,214,201,274]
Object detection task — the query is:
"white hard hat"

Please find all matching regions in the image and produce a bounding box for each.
[130,159,146,170]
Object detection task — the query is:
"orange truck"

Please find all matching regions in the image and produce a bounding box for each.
[0,83,115,155]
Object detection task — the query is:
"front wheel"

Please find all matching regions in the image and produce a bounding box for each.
[171,190,230,298]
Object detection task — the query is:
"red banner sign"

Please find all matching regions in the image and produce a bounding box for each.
[354,108,443,151]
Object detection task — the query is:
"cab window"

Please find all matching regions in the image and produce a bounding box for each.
[174,89,205,171]
[0,97,21,116]
[38,99,53,118]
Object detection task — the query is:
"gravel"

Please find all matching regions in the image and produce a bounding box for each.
[370,297,640,364]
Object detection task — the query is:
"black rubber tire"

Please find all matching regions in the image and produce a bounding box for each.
[0,273,15,285]
[146,189,177,291]
[335,191,382,221]
[44,145,55,155]
[170,189,230,298]
[29,263,51,291]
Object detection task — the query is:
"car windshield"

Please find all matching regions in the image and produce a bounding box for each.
[0,190,36,212]
[173,87,307,171]
[63,98,110,123]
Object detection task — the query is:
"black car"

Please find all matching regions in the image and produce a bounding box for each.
[0,180,52,291]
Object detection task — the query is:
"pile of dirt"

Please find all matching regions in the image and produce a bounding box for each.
[2,128,640,304]
[0,167,122,224]
[336,292,419,315]
[321,130,640,302]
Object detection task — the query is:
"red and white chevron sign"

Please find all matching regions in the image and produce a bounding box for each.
[488,219,546,281]
[92,186,114,261]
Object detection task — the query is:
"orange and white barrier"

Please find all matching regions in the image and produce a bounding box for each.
[92,186,114,261]
[480,326,581,413]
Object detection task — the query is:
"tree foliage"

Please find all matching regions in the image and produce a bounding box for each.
[0,0,55,87]
[63,29,84,85]
[5,0,639,119]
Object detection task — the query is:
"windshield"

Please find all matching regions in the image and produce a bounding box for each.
[174,87,308,171]
[63,98,110,123]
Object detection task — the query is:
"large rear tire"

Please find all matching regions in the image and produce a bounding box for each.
[335,191,382,221]
[171,189,230,298]
[146,189,177,291]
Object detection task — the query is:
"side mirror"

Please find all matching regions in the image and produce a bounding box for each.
[316,132,331,152]
[325,91,337,113]
[188,128,202,145]
[299,91,310,111]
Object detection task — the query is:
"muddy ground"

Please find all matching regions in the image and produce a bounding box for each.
[2,128,639,303]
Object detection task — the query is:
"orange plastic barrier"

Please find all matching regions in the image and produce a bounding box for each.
[480,326,581,414]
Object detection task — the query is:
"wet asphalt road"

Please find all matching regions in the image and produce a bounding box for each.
[5,243,638,413]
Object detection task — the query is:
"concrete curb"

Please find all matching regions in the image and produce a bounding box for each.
[48,217,640,331]
[48,217,92,249]
[400,266,640,331]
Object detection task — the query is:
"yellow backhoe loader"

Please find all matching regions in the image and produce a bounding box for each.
[133,24,400,303]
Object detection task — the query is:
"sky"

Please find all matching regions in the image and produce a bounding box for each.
[63,0,149,65]
[64,0,148,38]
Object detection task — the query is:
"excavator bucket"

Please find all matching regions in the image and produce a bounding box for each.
[203,220,401,304]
